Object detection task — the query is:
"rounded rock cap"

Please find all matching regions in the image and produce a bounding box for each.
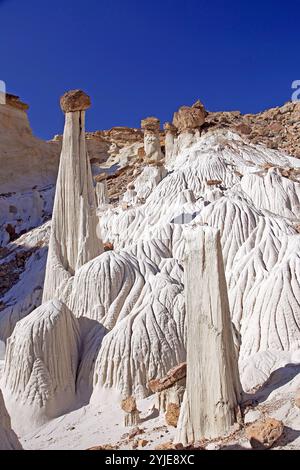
[60,89,91,113]
[141,116,160,132]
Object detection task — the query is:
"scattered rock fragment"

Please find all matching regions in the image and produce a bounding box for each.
[148,363,186,393]
[165,403,180,427]
[245,417,284,449]
[138,439,148,447]
[128,427,144,439]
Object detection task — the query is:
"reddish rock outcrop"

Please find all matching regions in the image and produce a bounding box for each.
[173,100,206,132]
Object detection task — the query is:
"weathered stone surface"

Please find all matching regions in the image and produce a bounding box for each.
[173,100,206,132]
[165,403,180,427]
[121,396,137,413]
[148,362,187,393]
[245,417,283,449]
[60,89,91,113]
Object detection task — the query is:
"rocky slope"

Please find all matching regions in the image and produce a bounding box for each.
[0,94,60,193]
[205,101,300,158]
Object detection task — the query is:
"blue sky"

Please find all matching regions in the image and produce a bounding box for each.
[0,0,299,139]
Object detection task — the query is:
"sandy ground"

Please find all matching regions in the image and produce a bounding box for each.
[22,395,175,450]
[21,367,300,450]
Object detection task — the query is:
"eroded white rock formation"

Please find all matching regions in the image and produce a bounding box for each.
[96,180,109,208]
[163,122,177,163]
[167,100,206,163]
[176,226,242,444]
[0,94,60,193]
[43,90,102,302]
[96,130,300,401]
[2,114,300,448]
[0,389,22,450]
[1,299,80,433]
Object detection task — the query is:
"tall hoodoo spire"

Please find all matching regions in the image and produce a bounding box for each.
[163,121,177,164]
[176,226,242,444]
[43,90,103,302]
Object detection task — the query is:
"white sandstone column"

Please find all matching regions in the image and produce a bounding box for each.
[96,180,109,207]
[176,226,242,444]
[43,90,103,302]
[163,122,177,164]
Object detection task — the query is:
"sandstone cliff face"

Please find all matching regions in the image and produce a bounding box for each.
[0,94,60,193]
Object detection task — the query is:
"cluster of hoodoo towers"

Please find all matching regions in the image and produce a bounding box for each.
[45,90,243,442]
[0,90,243,449]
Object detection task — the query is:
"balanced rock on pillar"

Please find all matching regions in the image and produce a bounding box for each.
[43,90,102,302]
[60,89,91,113]
[176,226,242,445]
[121,396,140,427]
[141,116,163,163]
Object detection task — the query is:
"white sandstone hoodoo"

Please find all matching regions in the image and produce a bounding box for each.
[43,89,103,301]
[96,179,109,207]
[141,116,163,163]
[176,226,242,444]
[163,122,177,164]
